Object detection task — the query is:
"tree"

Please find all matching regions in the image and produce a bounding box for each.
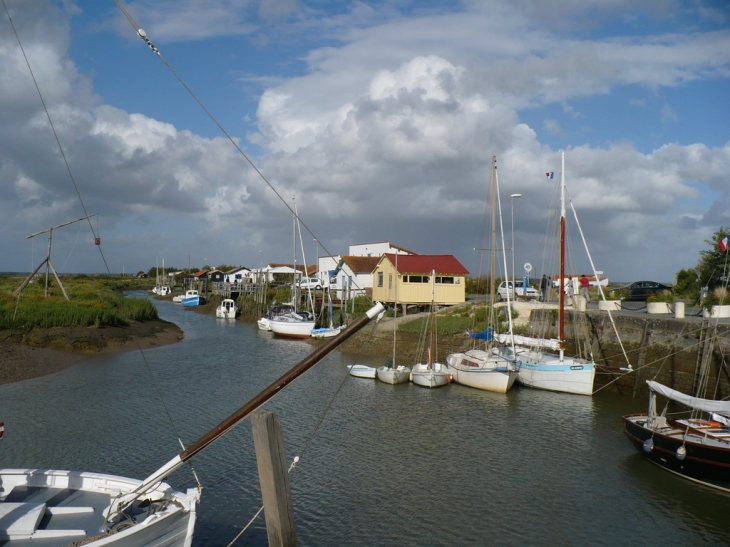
[696,226,730,289]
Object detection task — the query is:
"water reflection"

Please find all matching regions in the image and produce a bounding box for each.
[0,293,728,546]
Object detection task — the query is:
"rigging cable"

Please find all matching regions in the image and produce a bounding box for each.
[111,1,377,298]
[1,0,111,275]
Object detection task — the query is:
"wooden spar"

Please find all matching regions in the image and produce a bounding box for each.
[122,301,386,502]
[559,152,566,357]
[489,156,497,317]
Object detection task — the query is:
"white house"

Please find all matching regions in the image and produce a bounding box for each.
[348,242,418,258]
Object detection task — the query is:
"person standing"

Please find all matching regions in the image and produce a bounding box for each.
[566,277,575,305]
[580,274,590,302]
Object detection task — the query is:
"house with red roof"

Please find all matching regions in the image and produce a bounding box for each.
[372,253,469,306]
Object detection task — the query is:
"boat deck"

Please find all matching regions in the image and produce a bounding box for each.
[1,486,110,546]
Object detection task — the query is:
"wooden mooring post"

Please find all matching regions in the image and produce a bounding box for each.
[251,410,298,547]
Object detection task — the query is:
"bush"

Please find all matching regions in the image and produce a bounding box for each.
[647,290,673,303]
[703,287,730,311]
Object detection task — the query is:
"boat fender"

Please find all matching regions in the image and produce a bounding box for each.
[642,438,654,453]
[447,374,453,383]
[676,445,687,461]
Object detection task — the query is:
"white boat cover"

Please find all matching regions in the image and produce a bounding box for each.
[495,333,561,351]
[647,380,730,417]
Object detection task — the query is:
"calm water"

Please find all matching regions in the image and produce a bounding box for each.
[1,292,729,546]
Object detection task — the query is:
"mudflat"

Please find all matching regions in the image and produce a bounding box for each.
[0,320,184,384]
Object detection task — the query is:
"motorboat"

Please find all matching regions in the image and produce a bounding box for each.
[181,290,206,307]
[216,298,238,318]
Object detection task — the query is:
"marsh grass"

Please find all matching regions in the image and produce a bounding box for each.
[0,275,158,329]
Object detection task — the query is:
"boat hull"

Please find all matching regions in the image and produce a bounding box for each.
[516,357,595,396]
[269,318,315,339]
[182,296,205,307]
[348,364,377,378]
[411,363,450,388]
[0,468,198,546]
[446,350,517,393]
[622,415,730,491]
[376,366,411,384]
[311,327,341,339]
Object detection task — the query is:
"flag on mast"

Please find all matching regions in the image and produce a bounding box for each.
[720,236,729,252]
[546,172,554,179]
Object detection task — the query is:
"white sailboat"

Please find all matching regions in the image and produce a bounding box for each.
[270,199,316,339]
[411,271,451,388]
[446,155,518,394]
[494,152,595,395]
[377,253,411,384]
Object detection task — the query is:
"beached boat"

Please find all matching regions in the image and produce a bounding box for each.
[0,302,385,545]
[446,156,518,393]
[623,380,730,491]
[269,312,315,339]
[216,298,238,318]
[181,289,205,307]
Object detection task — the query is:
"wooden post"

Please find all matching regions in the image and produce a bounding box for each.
[632,322,651,398]
[251,411,298,547]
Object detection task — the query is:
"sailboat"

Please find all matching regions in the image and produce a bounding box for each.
[411,271,451,388]
[0,303,385,545]
[494,152,596,396]
[623,380,730,491]
[445,156,518,394]
[269,199,316,339]
[377,254,411,384]
[311,292,341,339]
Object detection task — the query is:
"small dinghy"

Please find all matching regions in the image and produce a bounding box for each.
[348,364,377,379]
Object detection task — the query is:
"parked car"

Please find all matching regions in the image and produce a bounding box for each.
[299,277,322,290]
[623,281,673,301]
[496,280,539,301]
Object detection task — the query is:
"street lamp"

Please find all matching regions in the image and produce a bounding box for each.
[510,193,522,298]
[313,238,319,283]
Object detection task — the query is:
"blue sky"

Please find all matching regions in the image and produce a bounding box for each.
[1,0,729,283]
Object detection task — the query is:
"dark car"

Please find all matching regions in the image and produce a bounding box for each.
[624,281,673,301]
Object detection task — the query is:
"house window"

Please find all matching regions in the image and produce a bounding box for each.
[436,276,454,284]
[405,275,429,283]
[388,274,392,290]
[378,272,384,287]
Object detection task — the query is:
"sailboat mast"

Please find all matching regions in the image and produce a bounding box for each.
[429,269,435,370]
[489,156,497,314]
[559,152,566,359]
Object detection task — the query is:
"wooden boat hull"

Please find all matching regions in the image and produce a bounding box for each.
[182,296,205,307]
[623,414,730,491]
[0,468,198,546]
[411,363,450,388]
[376,366,411,384]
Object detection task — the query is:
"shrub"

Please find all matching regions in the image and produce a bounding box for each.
[703,287,730,311]
[647,290,673,303]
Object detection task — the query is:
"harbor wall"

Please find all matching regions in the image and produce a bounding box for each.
[528,309,730,399]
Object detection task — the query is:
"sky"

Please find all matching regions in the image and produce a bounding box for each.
[0,0,728,283]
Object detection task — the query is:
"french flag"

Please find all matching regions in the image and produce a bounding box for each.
[546,172,554,179]
[720,236,729,252]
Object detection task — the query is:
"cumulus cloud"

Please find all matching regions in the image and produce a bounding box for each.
[1,0,729,281]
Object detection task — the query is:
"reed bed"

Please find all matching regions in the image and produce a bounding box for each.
[0,275,158,329]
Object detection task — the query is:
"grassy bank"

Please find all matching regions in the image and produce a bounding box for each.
[0,274,158,329]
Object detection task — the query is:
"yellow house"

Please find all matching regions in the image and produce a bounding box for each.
[372,254,468,306]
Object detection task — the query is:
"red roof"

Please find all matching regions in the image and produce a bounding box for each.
[383,254,469,275]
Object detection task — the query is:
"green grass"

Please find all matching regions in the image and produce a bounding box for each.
[0,274,158,329]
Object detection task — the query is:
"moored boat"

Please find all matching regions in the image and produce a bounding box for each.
[269,312,315,339]
[216,298,238,318]
[411,271,450,389]
[623,380,730,491]
[181,289,205,307]
[348,364,377,378]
